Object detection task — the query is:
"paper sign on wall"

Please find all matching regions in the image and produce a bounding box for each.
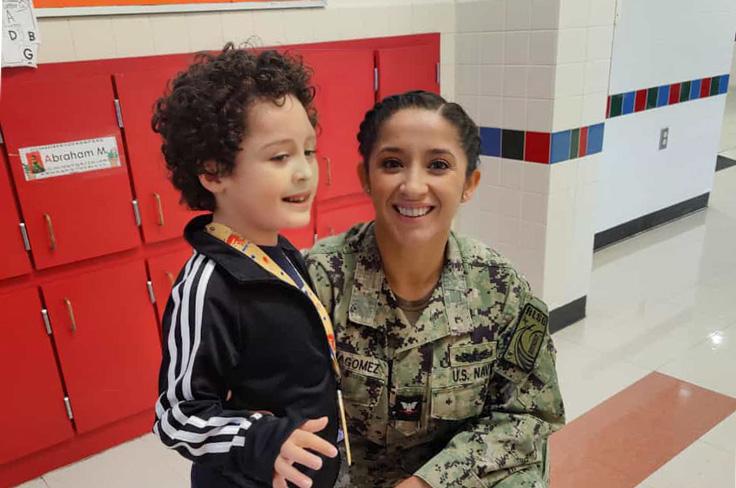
[19,137,121,181]
[2,0,40,68]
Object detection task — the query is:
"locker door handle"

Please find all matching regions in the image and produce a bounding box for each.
[44,213,57,250]
[64,298,77,333]
[153,193,165,226]
[325,156,333,186]
[165,272,174,286]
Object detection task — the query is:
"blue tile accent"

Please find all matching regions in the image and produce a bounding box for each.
[690,79,702,100]
[480,127,501,157]
[656,86,670,107]
[720,75,730,94]
[587,123,605,154]
[622,91,636,114]
[551,131,572,164]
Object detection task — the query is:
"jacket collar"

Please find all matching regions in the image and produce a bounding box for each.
[184,214,305,284]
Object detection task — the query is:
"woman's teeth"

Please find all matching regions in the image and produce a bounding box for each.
[284,195,308,203]
[396,206,432,217]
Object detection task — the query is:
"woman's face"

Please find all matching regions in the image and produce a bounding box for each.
[359,108,480,248]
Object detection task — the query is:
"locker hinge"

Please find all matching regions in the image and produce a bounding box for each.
[114,99,124,128]
[146,280,156,304]
[41,308,53,335]
[0,127,4,144]
[132,200,142,226]
[436,62,441,85]
[373,67,379,92]
[19,222,31,251]
[63,396,74,420]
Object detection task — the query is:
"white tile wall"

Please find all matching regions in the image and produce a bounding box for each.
[68,16,117,60]
[504,31,530,65]
[531,0,560,30]
[502,96,528,129]
[556,28,586,64]
[457,65,482,95]
[529,30,558,65]
[526,97,555,131]
[479,65,504,96]
[554,62,585,97]
[558,0,591,29]
[220,11,256,46]
[477,96,503,126]
[457,33,481,65]
[187,13,225,52]
[505,0,532,31]
[36,18,75,63]
[527,65,555,98]
[479,32,505,64]
[112,16,155,58]
[503,66,528,97]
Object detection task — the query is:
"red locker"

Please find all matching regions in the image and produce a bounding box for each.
[114,66,199,244]
[0,147,32,280]
[281,223,315,251]
[1,76,140,269]
[147,247,193,320]
[376,44,440,100]
[315,195,375,240]
[298,49,375,201]
[0,287,74,464]
[41,260,161,433]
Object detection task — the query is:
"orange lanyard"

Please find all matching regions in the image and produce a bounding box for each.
[205,222,351,464]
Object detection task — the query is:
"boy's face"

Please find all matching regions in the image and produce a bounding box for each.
[204,94,318,245]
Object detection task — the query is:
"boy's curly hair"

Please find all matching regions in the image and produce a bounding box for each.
[152,43,317,211]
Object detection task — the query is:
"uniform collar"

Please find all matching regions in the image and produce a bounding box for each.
[347,225,474,340]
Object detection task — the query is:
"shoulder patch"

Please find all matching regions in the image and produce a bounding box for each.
[503,297,548,372]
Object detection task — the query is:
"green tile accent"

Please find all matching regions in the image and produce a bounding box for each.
[647,87,658,109]
[569,128,580,159]
[610,94,623,117]
[680,81,691,102]
[710,76,721,96]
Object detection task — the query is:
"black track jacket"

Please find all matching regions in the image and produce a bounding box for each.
[153,215,339,487]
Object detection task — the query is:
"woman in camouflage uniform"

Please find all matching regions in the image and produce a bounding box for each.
[305,91,565,488]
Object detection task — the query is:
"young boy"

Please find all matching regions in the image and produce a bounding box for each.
[152,44,343,488]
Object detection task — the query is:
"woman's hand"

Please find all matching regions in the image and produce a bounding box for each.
[272,417,338,488]
[395,476,432,488]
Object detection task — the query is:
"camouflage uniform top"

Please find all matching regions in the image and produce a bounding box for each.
[305,223,565,488]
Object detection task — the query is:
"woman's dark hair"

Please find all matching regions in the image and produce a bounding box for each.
[152,43,317,211]
[357,90,481,177]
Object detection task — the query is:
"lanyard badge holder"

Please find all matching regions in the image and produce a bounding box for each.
[206,222,352,465]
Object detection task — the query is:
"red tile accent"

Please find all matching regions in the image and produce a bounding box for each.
[635,89,647,112]
[701,77,712,98]
[606,96,611,118]
[524,131,551,164]
[669,83,681,104]
[550,372,736,488]
[579,127,589,157]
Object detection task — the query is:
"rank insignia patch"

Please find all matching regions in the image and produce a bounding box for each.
[393,395,422,421]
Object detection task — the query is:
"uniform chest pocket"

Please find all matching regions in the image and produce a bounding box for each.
[430,341,497,421]
[338,351,387,411]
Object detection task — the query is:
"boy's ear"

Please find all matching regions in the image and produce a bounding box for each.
[198,161,226,194]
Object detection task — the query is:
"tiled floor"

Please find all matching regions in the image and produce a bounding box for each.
[14,169,736,488]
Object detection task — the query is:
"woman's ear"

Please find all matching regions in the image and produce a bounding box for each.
[357,162,370,195]
[461,169,481,202]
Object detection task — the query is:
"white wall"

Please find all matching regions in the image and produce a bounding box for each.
[596,0,736,233]
[35,0,455,64]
